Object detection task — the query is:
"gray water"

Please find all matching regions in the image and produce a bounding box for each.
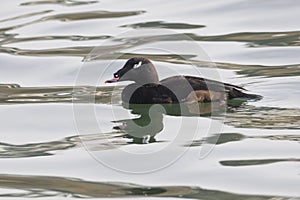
[0,0,300,199]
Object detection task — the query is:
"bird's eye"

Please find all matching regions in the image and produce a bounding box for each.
[114,74,119,78]
[133,61,142,69]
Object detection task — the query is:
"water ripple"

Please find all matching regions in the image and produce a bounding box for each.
[1,84,299,129]
[0,35,111,45]
[225,105,300,129]
[41,10,145,22]
[0,132,126,158]
[188,31,300,47]
[0,10,144,37]
[187,133,300,147]
[20,0,98,7]
[0,10,53,23]
[0,85,118,104]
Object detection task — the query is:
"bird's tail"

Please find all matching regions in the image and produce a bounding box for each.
[229,88,262,100]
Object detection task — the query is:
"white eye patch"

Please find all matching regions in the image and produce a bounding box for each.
[133,61,142,69]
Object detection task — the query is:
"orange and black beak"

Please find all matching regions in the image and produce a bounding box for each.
[105,70,124,83]
[104,77,119,83]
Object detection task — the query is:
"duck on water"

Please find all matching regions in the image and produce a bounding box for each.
[105,57,261,104]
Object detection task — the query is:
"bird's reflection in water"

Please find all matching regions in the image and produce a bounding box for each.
[113,101,228,144]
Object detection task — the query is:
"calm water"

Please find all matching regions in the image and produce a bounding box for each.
[0,0,300,199]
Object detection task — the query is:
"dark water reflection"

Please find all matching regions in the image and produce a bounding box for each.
[120,21,205,29]
[0,84,115,104]
[0,136,78,158]
[220,158,300,167]
[0,174,289,199]
[113,102,226,144]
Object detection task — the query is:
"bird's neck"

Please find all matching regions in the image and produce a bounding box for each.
[135,63,160,85]
[135,75,159,85]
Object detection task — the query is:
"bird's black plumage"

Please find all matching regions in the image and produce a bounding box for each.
[105,57,261,104]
